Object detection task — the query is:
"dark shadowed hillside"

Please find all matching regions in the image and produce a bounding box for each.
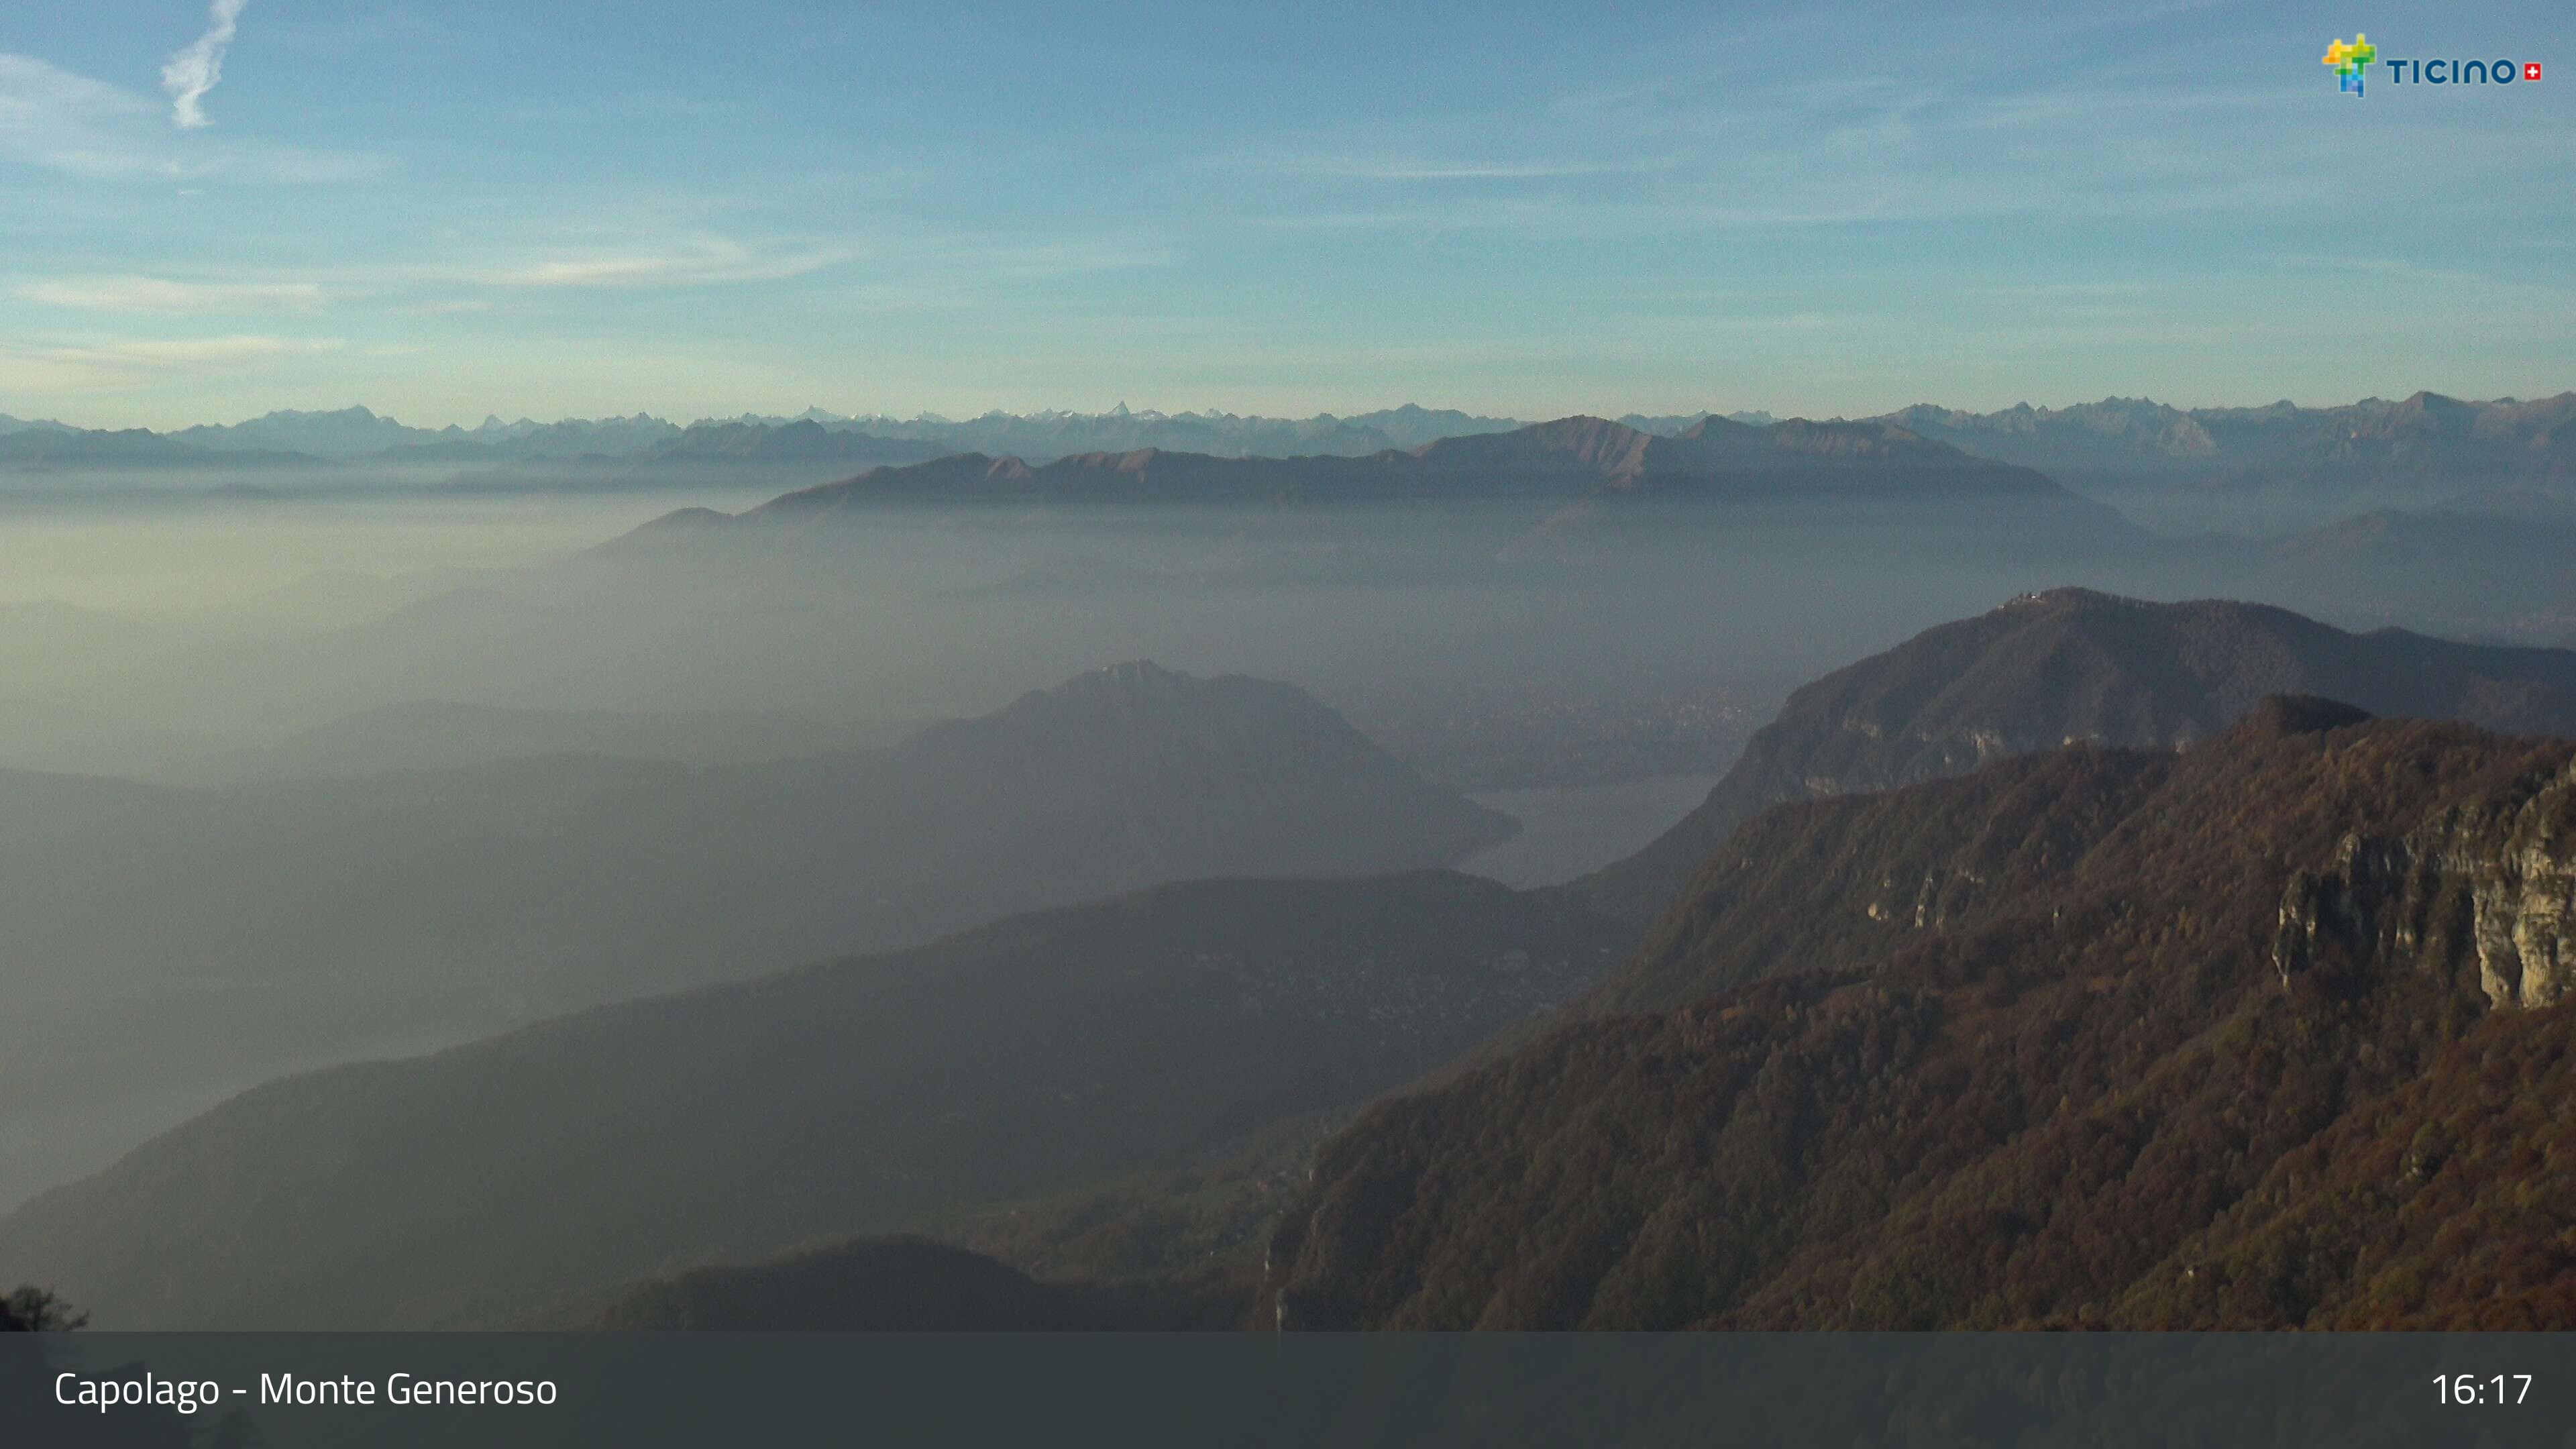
[0,871,1621,1329]
[0,661,1513,1213]
[1265,704,2576,1329]
[594,1237,1079,1330]
[1576,590,2576,926]
[590,1235,1248,1331]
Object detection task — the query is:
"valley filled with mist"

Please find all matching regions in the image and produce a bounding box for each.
[3,394,2575,1334]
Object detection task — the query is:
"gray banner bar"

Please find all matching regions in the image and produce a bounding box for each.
[8,1332,2572,1446]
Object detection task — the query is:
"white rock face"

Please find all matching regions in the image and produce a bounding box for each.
[2481,838,2576,1007]
[2273,760,2576,1009]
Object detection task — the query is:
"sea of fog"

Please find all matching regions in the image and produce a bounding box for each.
[1,474,2569,1216]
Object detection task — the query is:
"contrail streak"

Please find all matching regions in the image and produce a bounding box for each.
[162,0,248,129]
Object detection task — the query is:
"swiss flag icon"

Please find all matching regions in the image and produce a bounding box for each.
[2526,62,2543,80]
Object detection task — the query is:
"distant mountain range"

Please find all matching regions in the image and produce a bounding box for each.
[1876,391,2576,501]
[0,409,947,474]
[2,405,660,465]
[814,404,1772,457]
[369,413,686,462]
[1263,700,2576,1328]
[0,425,321,470]
[11,394,2565,513]
[0,403,1510,470]
[826,402,1518,459]
[1576,587,2576,926]
[170,406,573,460]
[0,871,1621,1328]
[7,404,1784,456]
[611,415,2088,537]
[0,406,1445,478]
[0,404,1768,474]
[613,418,947,466]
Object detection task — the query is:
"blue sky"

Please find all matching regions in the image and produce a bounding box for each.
[2,0,2570,428]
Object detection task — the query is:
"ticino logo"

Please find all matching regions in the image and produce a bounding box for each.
[2323,34,2540,95]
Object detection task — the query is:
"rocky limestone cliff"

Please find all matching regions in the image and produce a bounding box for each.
[1259,710,2576,1330]
[2276,757,2576,1008]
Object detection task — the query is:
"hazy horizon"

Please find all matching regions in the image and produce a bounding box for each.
[13,386,2576,437]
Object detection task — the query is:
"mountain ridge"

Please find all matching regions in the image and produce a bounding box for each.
[1265,706,2576,1329]
[1874,390,2576,500]
[0,870,1623,1328]
[0,659,1514,1215]
[1572,588,2576,927]
[608,415,2088,538]
[19,393,2566,502]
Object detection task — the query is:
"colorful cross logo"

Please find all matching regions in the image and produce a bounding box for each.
[2323,34,2377,93]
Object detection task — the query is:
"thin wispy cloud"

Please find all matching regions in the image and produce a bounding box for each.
[17,274,324,314]
[2270,255,2493,287]
[76,333,339,365]
[822,238,1177,315]
[963,237,1175,280]
[473,237,855,288]
[5,229,951,320]
[1269,158,1640,182]
[0,333,343,394]
[1214,52,2463,242]
[0,52,382,182]
[1,53,156,175]
[162,0,248,130]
